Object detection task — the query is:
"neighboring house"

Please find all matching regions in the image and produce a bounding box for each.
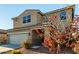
[7,5,75,45]
[0,29,8,44]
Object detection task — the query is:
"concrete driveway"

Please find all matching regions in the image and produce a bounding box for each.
[0,44,20,53]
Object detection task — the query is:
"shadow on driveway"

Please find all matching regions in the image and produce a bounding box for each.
[0,44,20,53]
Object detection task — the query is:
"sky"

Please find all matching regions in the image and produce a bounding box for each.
[0,4,79,30]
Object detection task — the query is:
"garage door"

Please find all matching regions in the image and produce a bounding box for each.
[9,33,28,45]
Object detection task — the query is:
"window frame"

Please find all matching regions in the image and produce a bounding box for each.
[60,11,66,20]
[23,15,31,23]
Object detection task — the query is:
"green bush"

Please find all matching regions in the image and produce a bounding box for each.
[11,50,22,54]
[21,39,32,49]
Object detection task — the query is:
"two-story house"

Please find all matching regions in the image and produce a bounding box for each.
[8,9,44,45]
[7,5,75,46]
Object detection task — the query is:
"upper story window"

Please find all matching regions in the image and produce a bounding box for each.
[60,11,66,20]
[23,15,31,23]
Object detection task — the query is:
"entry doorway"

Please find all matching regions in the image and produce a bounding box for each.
[32,29,44,45]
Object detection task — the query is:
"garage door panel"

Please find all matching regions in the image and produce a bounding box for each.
[9,33,28,44]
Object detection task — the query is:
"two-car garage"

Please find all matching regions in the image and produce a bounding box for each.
[8,31,29,45]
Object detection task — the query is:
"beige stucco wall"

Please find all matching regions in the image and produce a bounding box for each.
[44,8,73,31]
[66,9,73,25]
[13,10,41,28]
[8,30,30,34]
[37,13,44,24]
[12,5,74,31]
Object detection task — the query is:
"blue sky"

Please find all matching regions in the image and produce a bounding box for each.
[0,4,79,30]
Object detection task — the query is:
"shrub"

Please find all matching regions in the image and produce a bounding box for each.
[11,50,22,54]
[21,39,32,49]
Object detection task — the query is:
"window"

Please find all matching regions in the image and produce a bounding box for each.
[23,15,31,23]
[60,11,66,20]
